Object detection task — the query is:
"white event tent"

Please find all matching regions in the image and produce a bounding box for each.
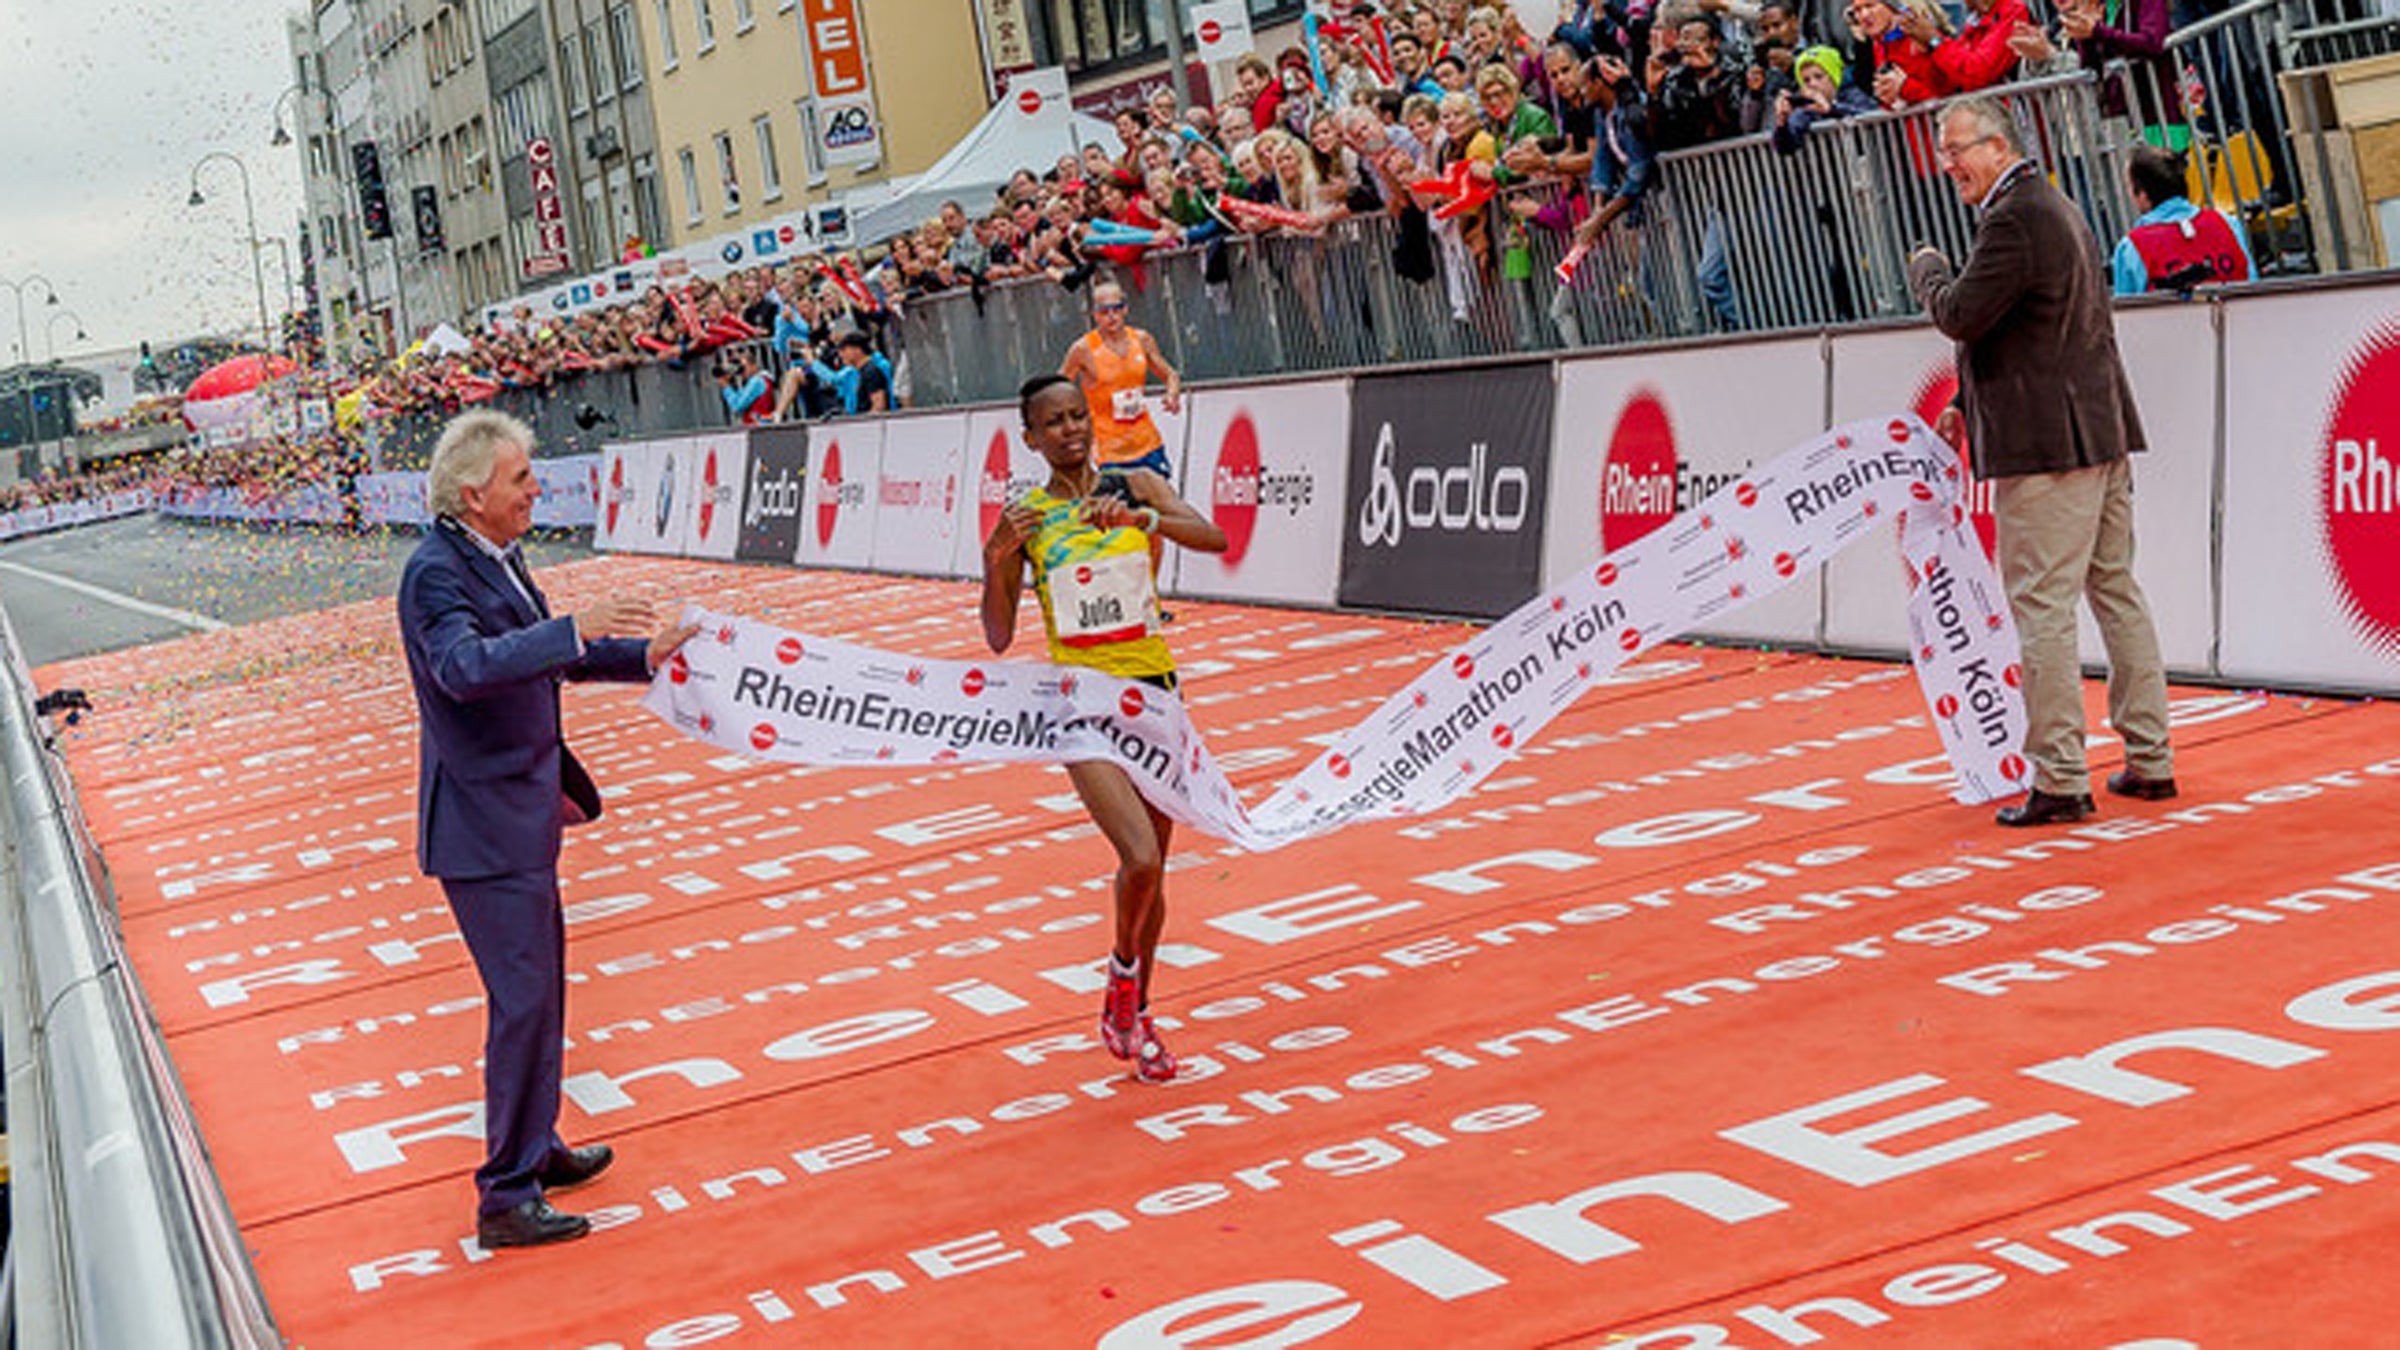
[851,68,1114,245]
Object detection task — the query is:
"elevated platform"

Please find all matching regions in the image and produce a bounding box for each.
[43,555,2400,1347]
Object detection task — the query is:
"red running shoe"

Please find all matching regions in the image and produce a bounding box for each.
[1100,965,1140,1060]
[1132,1012,1178,1083]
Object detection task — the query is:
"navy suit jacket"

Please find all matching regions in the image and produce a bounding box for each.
[398,521,651,880]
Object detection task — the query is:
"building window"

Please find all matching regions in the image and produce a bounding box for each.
[695,0,716,52]
[655,0,679,69]
[586,30,612,106]
[633,153,663,241]
[753,114,781,201]
[734,0,755,31]
[560,38,587,114]
[494,73,556,153]
[714,130,739,213]
[795,98,826,185]
[679,146,702,224]
[1030,0,1299,72]
[611,5,644,88]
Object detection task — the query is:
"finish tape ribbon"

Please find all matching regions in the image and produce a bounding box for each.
[644,413,2028,851]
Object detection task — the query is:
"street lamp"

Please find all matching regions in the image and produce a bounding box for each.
[187,150,276,354]
[45,309,87,362]
[255,238,298,348]
[2,273,60,453]
[270,83,308,148]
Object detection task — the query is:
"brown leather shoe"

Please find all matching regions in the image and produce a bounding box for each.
[2105,769,2178,801]
[1995,788,2095,827]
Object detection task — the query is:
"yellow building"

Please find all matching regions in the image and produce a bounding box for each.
[633,0,990,245]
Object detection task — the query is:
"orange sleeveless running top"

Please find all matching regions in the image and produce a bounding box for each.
[1081,329,1163,466]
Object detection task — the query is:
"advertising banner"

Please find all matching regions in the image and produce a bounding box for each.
[652,415,2029,845]
[595,437,694,556]
[1189,0,1256,62]
[1824,313,2219,672]
[1340,363,1554,619]
[868,415,969,575]
[2220,286,2400,688]
[952,407,1051,580]
[680,433,751,561]
[796,420,882,569]
[736,425,810,563]
[1172,381,1350,607]
[1544,339,1826,644]
[530,452,600,530]
[357,471,432,528]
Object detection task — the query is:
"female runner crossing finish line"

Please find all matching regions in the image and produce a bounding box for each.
[980,373,1227,1082]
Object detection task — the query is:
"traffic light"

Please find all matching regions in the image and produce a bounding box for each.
[413,185,446,254]
[352,140,393,240]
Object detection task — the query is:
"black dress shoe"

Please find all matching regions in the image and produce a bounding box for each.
[2106,769,2178,801]
[537,1143,614,1192]
[1995,788,2095,827]
[477,1198,591,1250]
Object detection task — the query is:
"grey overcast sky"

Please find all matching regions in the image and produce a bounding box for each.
[2,0,308,361]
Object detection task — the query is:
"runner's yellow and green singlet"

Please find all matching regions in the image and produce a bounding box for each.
[1020,484,1172,679]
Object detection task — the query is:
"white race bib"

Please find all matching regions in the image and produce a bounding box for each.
[1111,387,1147,422]
[1049,549,1156,647]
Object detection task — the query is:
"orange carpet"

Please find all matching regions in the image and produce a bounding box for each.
[44,556,2400,1348]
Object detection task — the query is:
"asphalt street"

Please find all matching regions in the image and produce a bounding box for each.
[0,516,595,668]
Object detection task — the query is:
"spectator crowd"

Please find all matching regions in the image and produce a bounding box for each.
[101,0,2231,512]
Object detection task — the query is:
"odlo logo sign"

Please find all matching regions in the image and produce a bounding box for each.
[745,461,802,528]
[2320,326,2400,655]
[1356,421,1529,547]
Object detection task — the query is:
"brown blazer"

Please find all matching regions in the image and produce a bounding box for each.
[1906,163,2147,480]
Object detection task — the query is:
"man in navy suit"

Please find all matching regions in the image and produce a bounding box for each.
[398,410,695,1249]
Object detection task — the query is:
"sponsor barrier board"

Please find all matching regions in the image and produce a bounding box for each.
[868,415,969,576]
[1170,382,1350,607]
[1546,339,1827,645]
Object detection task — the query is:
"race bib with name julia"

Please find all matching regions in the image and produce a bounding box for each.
[1050,548,1155,647]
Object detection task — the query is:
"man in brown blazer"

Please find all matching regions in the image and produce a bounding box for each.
[1906,95,2176,827]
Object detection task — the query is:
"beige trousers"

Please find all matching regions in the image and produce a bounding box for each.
[1993,457,2173,795]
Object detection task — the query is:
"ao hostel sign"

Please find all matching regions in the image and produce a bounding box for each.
[800,0,883,168]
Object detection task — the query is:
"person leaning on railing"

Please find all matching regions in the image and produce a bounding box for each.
[1561,53,1657,274]
[1646,12,1747,147]
[1738,1,1807,133]
[2004,0,2183,149]
[1906,0,2036,90]
[1851,0,1957,108]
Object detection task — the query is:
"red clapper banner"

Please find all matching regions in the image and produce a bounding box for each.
[646,415,2030,845]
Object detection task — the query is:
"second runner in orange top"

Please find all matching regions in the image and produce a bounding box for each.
[1060,279,1183,471]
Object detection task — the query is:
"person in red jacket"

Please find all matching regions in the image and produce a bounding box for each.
[1905,0,2032,92]
[1849,0,1955,109]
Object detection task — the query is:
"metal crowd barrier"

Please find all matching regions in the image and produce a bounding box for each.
[2286,0,2400,65]
[901,72,2140,407]
[0,606,279,1348]
[364,355,741,469]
